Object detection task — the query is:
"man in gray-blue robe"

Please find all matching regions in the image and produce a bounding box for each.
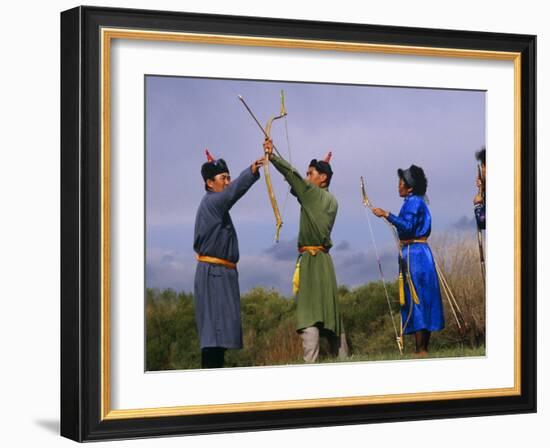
[193,150,263,368]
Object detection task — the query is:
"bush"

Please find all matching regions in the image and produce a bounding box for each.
[146,232,486,369]
[430,233,486,347]
[146,289,200,370]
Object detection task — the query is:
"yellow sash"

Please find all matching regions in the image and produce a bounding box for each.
[298,245,327,255]
[292,260,301,295]
[292,246,327,295]
[196,254,237,269]
[398,272,406,306]
[398,240,426,306]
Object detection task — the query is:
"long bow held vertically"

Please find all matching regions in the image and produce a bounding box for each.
[238,91,287,242]
[475,163,486,287]
[360,176,403,354]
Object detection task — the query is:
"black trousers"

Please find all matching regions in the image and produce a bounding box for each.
[201,347,226,368]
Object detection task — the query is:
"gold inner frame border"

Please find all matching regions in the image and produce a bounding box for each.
[100,27,522,421]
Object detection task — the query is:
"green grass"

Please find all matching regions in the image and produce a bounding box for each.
[146,232,486,371]
[325,345,486,364]
[264,346,485,365]
[146,282,486,370]
[269,345,486,366]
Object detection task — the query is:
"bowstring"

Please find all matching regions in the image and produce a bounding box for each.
[362,204,402,351]
[281,113,292,221]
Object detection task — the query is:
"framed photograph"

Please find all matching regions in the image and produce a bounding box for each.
[60,5,536,442]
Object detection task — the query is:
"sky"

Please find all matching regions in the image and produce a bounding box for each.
[145,75,485,296]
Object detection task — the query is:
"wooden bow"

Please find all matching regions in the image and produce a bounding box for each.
[360,176,403,354]
[238,91,287,241]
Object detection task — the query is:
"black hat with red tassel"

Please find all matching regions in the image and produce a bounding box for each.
[201,148,229,181]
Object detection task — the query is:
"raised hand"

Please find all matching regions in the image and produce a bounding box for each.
[263,138,273,156]
[251,157,264,174]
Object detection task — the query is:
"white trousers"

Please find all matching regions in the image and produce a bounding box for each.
[299,325,349,363]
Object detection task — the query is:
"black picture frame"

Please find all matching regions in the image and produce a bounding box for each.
[61,5,536,442]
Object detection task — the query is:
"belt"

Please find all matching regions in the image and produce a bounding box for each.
[399,237,428,247]
[298,245,327,256]
[196,255,237,269]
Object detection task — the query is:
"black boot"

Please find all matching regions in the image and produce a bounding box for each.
[201,347,226,368]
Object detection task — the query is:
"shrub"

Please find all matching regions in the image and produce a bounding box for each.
[146,232,486,370]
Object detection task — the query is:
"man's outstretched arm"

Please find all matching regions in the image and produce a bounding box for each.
[263,138,309,199]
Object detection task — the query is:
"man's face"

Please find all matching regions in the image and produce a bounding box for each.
[206,172,231,192]
[398,178,413,197]
[306,166,327,188]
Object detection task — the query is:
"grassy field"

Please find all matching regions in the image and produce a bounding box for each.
[223,342,486,368]
[317,345,486,364]
[146,232,485,370]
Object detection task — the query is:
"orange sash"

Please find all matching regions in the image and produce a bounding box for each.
[196,255,237,269]
[298,245,327,256]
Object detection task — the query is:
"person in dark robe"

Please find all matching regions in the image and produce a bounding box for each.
[371,165,444,356]
[193,149,263,368]
[473,147,486,229]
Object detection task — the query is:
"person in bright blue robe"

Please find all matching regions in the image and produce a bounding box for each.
[372,165,444,355]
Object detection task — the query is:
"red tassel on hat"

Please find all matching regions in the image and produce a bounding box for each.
[323,151,332,163]
[205,148,215,162]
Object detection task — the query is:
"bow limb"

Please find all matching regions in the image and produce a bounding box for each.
[238,94,284,157]
[237,92,287,242]
[361,177,401,251]
[262,95,287,242]
[264,117,283,241]
[263,163,282,241]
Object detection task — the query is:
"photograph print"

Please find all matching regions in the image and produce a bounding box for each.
[145,75,487,371]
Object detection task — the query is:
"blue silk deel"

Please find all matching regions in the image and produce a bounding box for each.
[387,194,445,334]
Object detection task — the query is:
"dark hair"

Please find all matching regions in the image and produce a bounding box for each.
[309,159,333,187]
[398,164,428,196]
[475,147,486,165]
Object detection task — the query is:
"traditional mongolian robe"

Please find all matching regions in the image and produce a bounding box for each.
[193,167,260,349]
[387,194,445,334]
[474,201,486,230]
[270,155,341,336]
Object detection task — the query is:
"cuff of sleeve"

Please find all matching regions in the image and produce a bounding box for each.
[269,153,285,169]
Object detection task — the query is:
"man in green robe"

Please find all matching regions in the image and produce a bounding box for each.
[263,138,348,363]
